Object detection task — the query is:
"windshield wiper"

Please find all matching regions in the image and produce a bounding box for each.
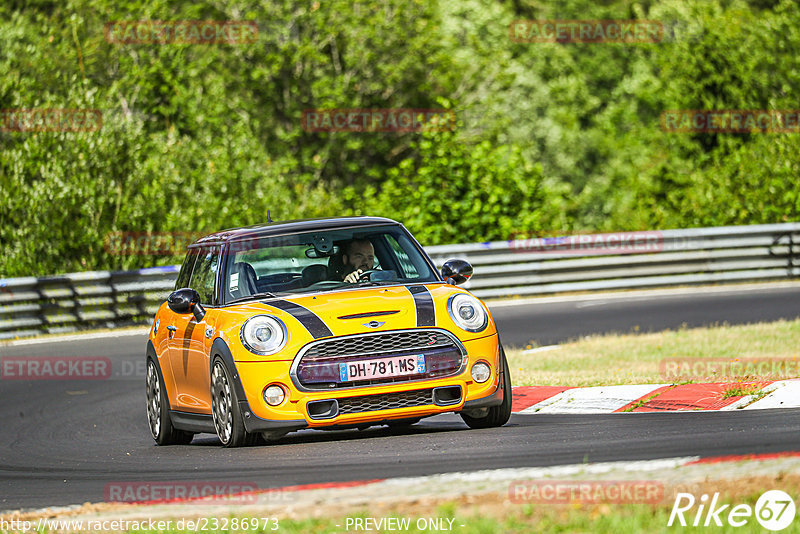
[227,292,278,304]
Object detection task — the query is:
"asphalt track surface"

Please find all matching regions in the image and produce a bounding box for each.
[2,285,799,512]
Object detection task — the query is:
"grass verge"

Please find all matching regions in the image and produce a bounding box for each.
[507,318,800,387]
[63,474,800,533]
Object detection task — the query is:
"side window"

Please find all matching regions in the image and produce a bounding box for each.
[386,235,420,278]
[175,250,198,290]
[188,246,219,305]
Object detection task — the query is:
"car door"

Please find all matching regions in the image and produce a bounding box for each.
[158,249,198,403]
[167,245,219,413]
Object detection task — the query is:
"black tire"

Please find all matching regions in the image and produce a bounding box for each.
[460,346,512,429]
[211,358,258,447]
[146,358,194,445]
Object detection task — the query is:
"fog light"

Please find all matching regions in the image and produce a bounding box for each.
[471,362,491,383]
[263,385,285,406]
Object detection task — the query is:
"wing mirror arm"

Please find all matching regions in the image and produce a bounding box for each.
[192,302,206,322]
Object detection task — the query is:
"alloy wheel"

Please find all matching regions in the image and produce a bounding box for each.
[211,362,233,444]
[146,361,161,439]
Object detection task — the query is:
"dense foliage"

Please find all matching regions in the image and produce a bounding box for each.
[1,0,798,276]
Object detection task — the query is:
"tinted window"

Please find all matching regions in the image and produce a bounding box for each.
[188,246,219,305]
[386,234,420,278]
[175,250,198,290]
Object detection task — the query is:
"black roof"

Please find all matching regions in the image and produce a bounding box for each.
[192,216,400,246]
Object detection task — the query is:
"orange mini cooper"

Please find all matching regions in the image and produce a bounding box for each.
[146,217,511,447]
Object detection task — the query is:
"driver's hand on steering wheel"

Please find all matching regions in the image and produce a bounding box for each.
[343,269,363,283]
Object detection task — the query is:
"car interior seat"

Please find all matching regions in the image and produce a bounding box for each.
[301,264,328,287]
[231,262,258,298]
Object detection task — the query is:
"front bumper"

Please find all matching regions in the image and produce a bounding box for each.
[235,332,500,428]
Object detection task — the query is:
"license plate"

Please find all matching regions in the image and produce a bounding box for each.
[339,355,426,382]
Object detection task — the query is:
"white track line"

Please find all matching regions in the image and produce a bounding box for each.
[379,456,702,487]
[2,328,150,346]
[521,345,561,355]
[742,379,800,410]
[520,384,668,414]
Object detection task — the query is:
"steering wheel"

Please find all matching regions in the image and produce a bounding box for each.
[307,280,346,289]
[356,269,380,281]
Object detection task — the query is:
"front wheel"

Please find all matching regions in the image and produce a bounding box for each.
[460,346,512,429]
[146,359,194,445]
[211,359,258,447]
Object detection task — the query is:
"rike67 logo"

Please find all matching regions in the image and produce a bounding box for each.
[669,490,796,531]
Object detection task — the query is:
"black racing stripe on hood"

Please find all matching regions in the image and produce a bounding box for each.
[407,285,435,327]
[266,299,333,339]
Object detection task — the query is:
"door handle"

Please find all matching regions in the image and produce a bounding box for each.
[167,325,177,339]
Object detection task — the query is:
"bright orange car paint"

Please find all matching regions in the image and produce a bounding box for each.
[151,283,500,422]
[146,217,510,446]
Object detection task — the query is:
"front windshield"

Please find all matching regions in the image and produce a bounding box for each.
[221,225,438,304]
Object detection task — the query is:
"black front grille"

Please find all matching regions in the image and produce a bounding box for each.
[294,330,465,390]
[337,388,434,415]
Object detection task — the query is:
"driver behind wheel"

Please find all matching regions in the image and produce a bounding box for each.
[339,238,375,283]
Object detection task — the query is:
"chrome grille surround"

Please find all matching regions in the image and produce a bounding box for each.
[290,328,467,392]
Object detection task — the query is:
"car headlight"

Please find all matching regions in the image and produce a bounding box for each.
[241,315,287,355]
[447,294,488,333]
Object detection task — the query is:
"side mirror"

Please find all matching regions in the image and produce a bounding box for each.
[167,288,206,322]
[441,259,473,285]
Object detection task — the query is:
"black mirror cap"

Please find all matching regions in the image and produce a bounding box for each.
[441,259,473,285]
[167,288,201,314]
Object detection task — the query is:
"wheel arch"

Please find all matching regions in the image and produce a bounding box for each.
[209,338,249,402]
[209,338,308,435]
[210,337,257,428]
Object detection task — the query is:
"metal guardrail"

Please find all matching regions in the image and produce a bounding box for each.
[431,222,800,299]
[0,266,179,340]
[1,223,798,340]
